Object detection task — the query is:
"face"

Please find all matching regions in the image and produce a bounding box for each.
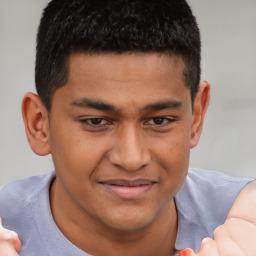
[45,53,204,231]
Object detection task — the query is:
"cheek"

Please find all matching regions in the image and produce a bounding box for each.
[151,134,190,197]
[152,125,191,167]
[49,127,107,180]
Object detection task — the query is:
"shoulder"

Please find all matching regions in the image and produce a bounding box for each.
[174,168,255,251]
[183,168,254,198]
[0,171,55,226]
[227,180,256,222]
[186,168,254,186]
[177,168,254,216]
[0,171,55,204]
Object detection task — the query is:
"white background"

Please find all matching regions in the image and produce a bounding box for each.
[0,0,255,185]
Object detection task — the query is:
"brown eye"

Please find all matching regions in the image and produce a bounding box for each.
[144,117,176,126]
[90,118,104,125]
[152,117,165,125]
[80,118,110,126]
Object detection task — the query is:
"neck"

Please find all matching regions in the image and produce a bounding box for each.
[50,179,178,256]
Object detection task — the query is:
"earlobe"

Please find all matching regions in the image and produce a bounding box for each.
[190,81,210,148]
[22,92,51,156]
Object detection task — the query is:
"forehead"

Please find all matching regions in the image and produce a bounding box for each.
[68,52,186,83]
[52,52,190,112]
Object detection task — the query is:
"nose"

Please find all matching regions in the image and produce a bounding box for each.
[108,125,151,172]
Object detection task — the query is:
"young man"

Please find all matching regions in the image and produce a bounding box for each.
[0,0,254,255]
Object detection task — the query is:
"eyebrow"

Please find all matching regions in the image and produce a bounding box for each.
[143,100,182,111]
[71,98,117,112]
[71,98,182,113]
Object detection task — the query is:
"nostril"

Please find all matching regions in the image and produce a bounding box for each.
[107,134,151,171]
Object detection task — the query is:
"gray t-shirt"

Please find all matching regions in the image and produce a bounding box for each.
[0,169,254,255]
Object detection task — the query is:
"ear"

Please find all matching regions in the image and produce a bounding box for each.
[22,92,51,156]
[190,81,210,148]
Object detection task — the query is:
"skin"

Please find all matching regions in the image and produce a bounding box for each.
[0,218,21,256]
[21,53,210,256]
[1,183,255,256]
[178,181,256,256]
[1,182,255,255]
[0,52,253,254]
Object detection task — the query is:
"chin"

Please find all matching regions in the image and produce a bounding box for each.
[100,208,158,232]
[105,220,152,232]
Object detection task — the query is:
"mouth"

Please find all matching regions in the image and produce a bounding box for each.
[99,179,156,199]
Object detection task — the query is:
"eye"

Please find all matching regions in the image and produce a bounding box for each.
[79,118,111,126]
[151,117,166,125]
[145,117,174,126]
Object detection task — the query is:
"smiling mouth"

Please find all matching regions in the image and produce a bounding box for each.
[99,179,156,199]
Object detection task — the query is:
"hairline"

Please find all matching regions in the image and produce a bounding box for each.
[45,50,194,112]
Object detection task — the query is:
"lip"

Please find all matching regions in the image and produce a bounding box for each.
[99,179,156,199]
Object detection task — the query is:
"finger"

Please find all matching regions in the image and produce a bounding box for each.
[0,240,19,256]
[227,181,256,223]
[2,231,21,252]
[177,248,196,256]
[196,237,219,256]
[8,231,22,252]
[0,229,22,252]
[0,217,22,252]
[221,218,256,253]
[13,236,22,252]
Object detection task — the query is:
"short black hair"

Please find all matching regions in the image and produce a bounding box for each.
[36,0,201,110]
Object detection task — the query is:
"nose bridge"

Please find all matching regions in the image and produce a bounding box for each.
[109,123,151,171]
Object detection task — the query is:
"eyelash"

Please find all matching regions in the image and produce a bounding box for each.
[79,118,112,126]
[143,117,176,126]
[79,116,177,128]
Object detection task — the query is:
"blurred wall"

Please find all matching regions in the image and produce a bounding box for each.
[188,0,256,177]
[0,0,255,185]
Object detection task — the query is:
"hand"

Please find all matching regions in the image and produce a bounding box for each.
[177,181,256,256]
[0,217,21,256]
